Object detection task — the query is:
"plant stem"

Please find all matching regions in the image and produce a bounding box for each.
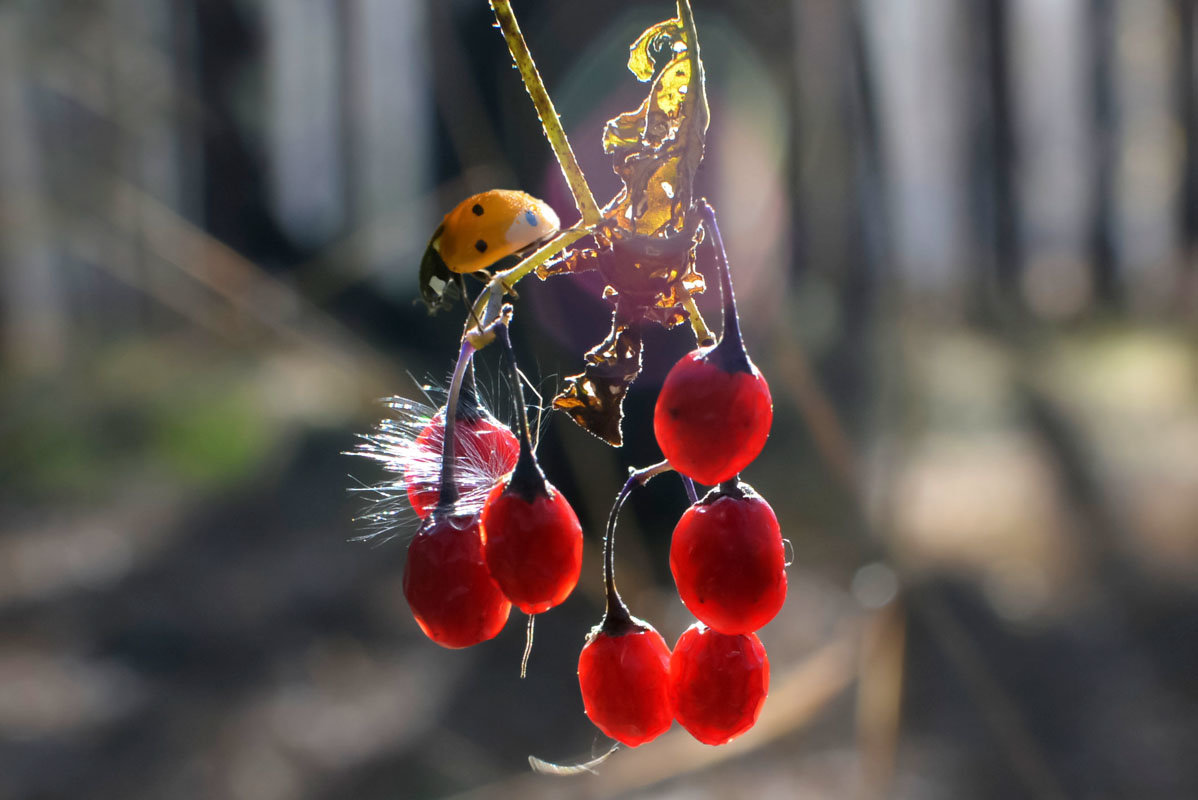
[495,227,591,291]
[489,0,601,226]
[458,358,482,422]
[717,478,746,499]
[680,474,699,504]
[467,227,591,340]
[496,324,534,459]
[681,294,715,347]
[435,339,476,515]
[495,321,547,500]
[698,199,752,373]
[602,460,674,630]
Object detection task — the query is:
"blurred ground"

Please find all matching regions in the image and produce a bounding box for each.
[2,1,1197,799]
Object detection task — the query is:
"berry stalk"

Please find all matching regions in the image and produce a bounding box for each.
[494,321,548,501]
[697,199,752,374]
[716,478,746,500]
[457,358,483,422]
[467,228,592,342]
[435,339,477,514]
[600,460,675,632]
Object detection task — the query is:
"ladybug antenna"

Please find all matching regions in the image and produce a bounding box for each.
[698,200,753,374]
[496,321,549,502]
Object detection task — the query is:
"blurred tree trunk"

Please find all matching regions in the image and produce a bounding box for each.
[0,6,65,373]
[791,0,881,435]
[1087,0,1121,307]
[193,0,302,267]
[810,0,886,440]
[984,0,1020,311]
[969,0,1022,320]
[1177,0,1198,297]
[846,0,887,339]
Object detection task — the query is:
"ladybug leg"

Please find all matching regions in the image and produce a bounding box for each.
[464,227,593,340]
[457,273,489,333]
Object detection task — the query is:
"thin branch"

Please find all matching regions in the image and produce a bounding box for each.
[489,0,601,225]
[680,294,715,347]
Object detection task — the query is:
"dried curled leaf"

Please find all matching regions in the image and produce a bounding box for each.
[552,300,643,446]
[551,0,710,445]
[603,11,708,237]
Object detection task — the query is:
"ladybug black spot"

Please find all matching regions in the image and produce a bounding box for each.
[475,239,488,253]
[472,203,484,216]
[524,210,537,226]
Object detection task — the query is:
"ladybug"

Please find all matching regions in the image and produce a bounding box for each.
[420,189,560,312]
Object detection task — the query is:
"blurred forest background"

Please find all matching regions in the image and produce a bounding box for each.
[1,0,1196,798]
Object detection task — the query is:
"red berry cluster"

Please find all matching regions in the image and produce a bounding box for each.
[401,327,584,649]
[354,199,783,756]
[577,202,784,748]
[577,485,775,748]
[576,478,779,747]
[348,0,793,767]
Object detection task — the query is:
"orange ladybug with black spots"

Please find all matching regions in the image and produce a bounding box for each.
[420,189,559,311]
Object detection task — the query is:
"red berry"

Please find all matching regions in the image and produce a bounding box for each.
[480,480,583,614]
[403,513,511,648]
[669,623,769,745]
[578,620,674,747]
[670,482,786,634]
[405,409,520,518]
[653,348,772,486]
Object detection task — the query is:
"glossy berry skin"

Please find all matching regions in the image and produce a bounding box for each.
[654,348,772,486]
[403,513,511,649]
[405,410,520,518]
[578,621,674,747]
[670,486,787,634]
[669,623,770,745]
[480,481,583,614]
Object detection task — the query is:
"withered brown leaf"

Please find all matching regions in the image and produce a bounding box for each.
[549,0,709,445]
[552,299,643,446]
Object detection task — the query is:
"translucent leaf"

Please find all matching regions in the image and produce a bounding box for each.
[602,7,708,238]
[552,1,710,445]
